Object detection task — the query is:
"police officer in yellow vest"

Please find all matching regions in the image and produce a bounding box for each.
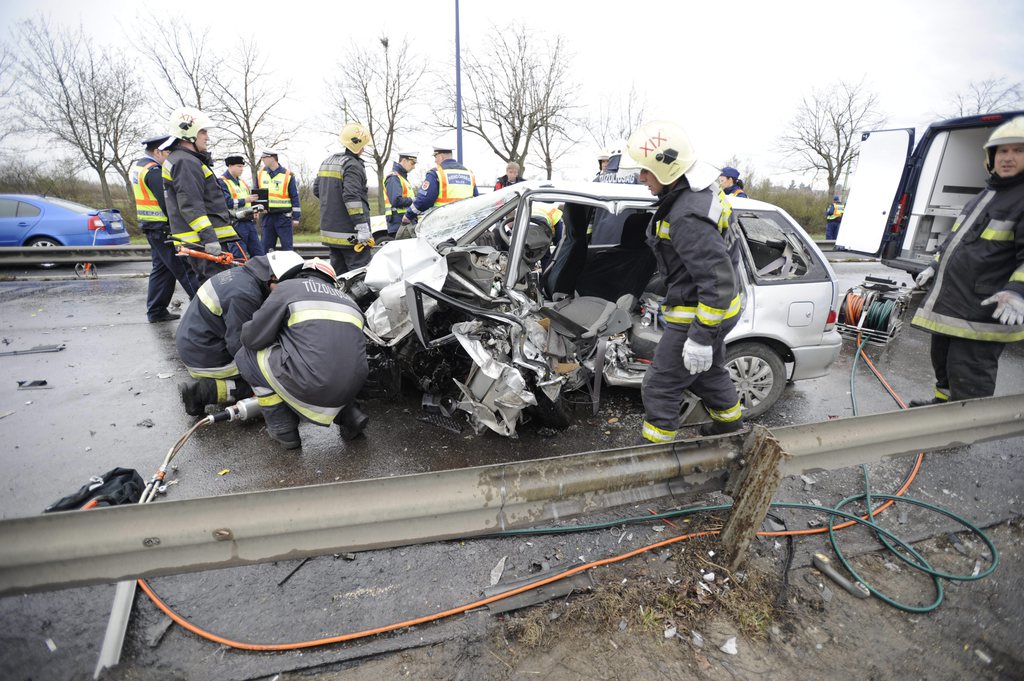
[132,133,199,322]
[825,195,844,241]
[161,107,239,284]
[384,150,417,237]
[219,155,265,258]
[403,143,478,226]
[258,148,302,252]
[313,123,373,274]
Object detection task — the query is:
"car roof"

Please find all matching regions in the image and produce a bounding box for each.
[0,194,46,201]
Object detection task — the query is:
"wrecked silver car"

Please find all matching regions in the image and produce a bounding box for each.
[339,180,842,437]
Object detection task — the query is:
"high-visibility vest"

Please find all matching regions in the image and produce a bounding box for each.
[132,160,166,223]
[435,164,475,206]
[258,168,293,210]
[532,204,563,228]
[222,173,250,202]
[383,172,415,216]
[828,202,845,221]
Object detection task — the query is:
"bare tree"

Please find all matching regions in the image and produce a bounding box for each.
[530,37,582,180]
[948,78,1023,117]
[586,83,647,149]
[0,46,16,149]
[14,18,148,208]
[436,24,579,171]
[777,79,886,196]
[210,40,299,185]
[326,36,426,213]
[136,14,220,112]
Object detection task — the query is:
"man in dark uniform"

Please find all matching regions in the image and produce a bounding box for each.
[383,150,417,237]
[161,107,239,283]
[219,154,265,258]
[131,133,199,322]
[235,258,370,449]
[313,122,373,274]
[176,250,303,415]
[824,195,844,240]
[403,143,478,227]
[911,116,1024,405]
[625,120,744,442]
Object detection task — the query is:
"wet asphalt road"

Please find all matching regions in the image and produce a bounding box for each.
[0,257,1022,680]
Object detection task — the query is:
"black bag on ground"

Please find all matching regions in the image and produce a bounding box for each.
[44,467,145,512]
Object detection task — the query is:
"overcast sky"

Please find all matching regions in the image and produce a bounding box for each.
[2,0,1023,189]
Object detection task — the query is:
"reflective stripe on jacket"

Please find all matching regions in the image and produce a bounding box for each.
[648,184,741,345]
[240,274,369,423]
[131,158,166,224]
[911,181,1024,342]
[384,171,414,216]
[826,202,845,221]
[175,256,273,376]
[163,148,237,244]
[313,150,369,247]
[258,167,300,215]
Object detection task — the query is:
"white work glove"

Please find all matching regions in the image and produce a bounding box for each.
[981,290,1024,326]
[913,267,934,289]
[682,338,713,374]
[356,224,372,246]
[203,241,222,257]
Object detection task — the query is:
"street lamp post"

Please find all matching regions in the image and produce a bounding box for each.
[454,0,463,163]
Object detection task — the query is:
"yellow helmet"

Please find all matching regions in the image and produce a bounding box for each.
[168,107,212,143]
[983,116,1024,172]
[626,120,697,185]
[339,122,371,154]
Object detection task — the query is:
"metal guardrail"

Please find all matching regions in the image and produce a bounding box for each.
[0,244,331,266]
[0,241,835,267]
[0,394,1021,596]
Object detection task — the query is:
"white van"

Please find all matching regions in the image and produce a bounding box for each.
[835,110,1024,274]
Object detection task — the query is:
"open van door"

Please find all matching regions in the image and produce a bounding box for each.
[834,128,915,254]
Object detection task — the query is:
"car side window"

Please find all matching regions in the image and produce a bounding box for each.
[17,202,41,218]
[0,199,17,218]
[735,210,829,284]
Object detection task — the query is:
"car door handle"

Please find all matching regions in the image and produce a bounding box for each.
[17,221,28,226]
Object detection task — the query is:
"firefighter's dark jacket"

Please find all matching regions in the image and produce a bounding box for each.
[648,180,741,347]
[176,256,274,374]
[313,150,369,247]
[162,146,235,245]
[240,272,368,408]
[912,172,1024,342]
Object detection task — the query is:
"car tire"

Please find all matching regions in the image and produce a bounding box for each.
[724,342,786,420]
[26,236,62,269]
[528,388,572,430]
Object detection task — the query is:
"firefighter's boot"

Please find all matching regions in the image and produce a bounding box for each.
[262,402,301,450]
[699,418,746,437]
[179,379,217,417]
[335,402,369,441]
[224,378,254,404]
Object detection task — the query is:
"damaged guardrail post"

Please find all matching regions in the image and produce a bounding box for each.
[718,425,786,572]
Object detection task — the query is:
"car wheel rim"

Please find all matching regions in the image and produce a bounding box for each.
[727,356,774,408]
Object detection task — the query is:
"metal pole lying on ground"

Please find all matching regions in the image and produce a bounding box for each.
[0,395,1022,597]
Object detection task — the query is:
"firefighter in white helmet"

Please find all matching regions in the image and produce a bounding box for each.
[314,122,373,274]
[910,115,1024,404]
[626,120,744,443]
[161,107,240,283]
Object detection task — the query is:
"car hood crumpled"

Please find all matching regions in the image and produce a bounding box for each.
[363,238,448,340]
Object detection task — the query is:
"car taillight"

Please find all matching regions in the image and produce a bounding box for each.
[88,216,105,231]
[825,308,837,331]
[889,193,909,234]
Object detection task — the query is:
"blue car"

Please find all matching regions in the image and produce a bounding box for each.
[0,194,130,248]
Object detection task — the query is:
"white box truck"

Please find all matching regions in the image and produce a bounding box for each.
[835,110,1024,274]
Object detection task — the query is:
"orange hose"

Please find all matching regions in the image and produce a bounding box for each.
[138,530,717,652]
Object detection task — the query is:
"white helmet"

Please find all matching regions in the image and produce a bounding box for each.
[983,116,1024,173]
[168,107,212,143]
[626,120,698,185]
[339,122,371,155]
[303,257,337,281]
[266,250,304,280]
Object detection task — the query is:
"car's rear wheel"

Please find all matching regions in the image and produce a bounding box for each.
[724,342,786,419]
[27,236,61,269]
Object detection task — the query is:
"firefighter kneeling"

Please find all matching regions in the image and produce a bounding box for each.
[235,258,369,449]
